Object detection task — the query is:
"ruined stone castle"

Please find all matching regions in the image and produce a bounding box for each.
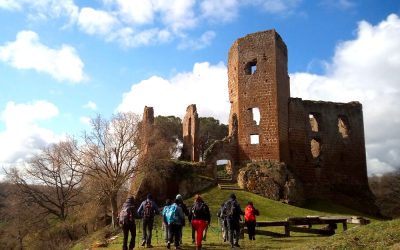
[137,29,376,213]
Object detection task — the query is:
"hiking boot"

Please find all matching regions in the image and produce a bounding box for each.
[167,242,171,249]
[141,241,146,246]
[231,244,235,248]
[146,245,153,248]
[234,243,240,247]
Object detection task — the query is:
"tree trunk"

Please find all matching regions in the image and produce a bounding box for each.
[110,192,119,228]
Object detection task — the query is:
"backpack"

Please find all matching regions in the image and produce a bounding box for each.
[244,205,256,222]
[119,206,134,225]
[223,200,237,218]
[164,203,177,224]
[143,200,153,219]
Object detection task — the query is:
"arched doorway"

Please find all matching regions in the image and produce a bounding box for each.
[216,159,233,180]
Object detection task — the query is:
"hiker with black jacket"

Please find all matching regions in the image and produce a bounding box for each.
[189,194,211,250]
[119,196,137,250]
[223,193,244,248]
[137,194,160,248]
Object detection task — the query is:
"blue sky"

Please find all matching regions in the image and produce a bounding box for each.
[0,0,399,177]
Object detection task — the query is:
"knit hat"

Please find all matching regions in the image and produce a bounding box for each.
[230,193,236,200]
[176,194,182,200]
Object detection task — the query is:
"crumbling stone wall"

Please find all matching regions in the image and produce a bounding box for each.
[288,99,375,211]
[181,104,200,162]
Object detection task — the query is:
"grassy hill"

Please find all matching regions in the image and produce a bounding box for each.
[71,187,398,249]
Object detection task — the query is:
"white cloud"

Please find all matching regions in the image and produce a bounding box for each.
[155,0,197,32]
[0,30,85,83]
[113,0,155,25]
[78,7,119,36]
[291,14,400,175]
[246,0,302,14]
[321,0,356,10]
[0,0,79,22]
[110,27,172,48]
[0,101,62,171]
[200,0,239,22]
[0,0,21,10]
[1,0,305,50]
[178,31,216,50]
[117,62,229,123]
[83,101,97,110]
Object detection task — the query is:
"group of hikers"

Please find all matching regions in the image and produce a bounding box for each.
[119,192,259,250]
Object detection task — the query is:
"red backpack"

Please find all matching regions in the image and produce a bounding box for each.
[244,205,258,222]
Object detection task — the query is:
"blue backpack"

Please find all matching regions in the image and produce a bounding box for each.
[164,203,177,224]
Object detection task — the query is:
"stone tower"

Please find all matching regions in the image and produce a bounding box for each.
[182,104,199,162]
[228,29,290,164]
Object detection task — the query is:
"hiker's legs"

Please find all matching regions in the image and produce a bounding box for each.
[203,225,208,241]
[122,224,129,250]
[129,224,136,250]
[164,223,169,243]
[233,220,240,245]
[191,223,195,242]
[227,219,235,246]
[142,218,154,245]
[178,224,183,243]
[247,221,256,240]
[141,219,147,244]
[146,218,154,245]
[167,223,174,245]
[171,224,180,247]
[192,220,206,247]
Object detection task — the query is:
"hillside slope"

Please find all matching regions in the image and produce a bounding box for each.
[72,186,385,250]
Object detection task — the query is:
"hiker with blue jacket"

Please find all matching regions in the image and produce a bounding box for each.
[137,194,160,248]
[175,194,189,244]
[119,196,137,250]
[162,198,185,249]
[223,193,244,248]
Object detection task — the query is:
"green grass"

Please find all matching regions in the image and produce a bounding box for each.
[301,219,400,249]
[71,187,393,249]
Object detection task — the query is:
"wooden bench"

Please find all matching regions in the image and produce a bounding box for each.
[240,216,368,238]
[286,216,348,236]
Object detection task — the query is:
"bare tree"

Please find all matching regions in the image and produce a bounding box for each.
[7,138,84,222]
[79,112,142,228]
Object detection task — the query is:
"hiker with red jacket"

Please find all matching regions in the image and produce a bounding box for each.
[189,194,211,250]
[119,196,137,250]
[137,194,160,248]
[244,201,260,240]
